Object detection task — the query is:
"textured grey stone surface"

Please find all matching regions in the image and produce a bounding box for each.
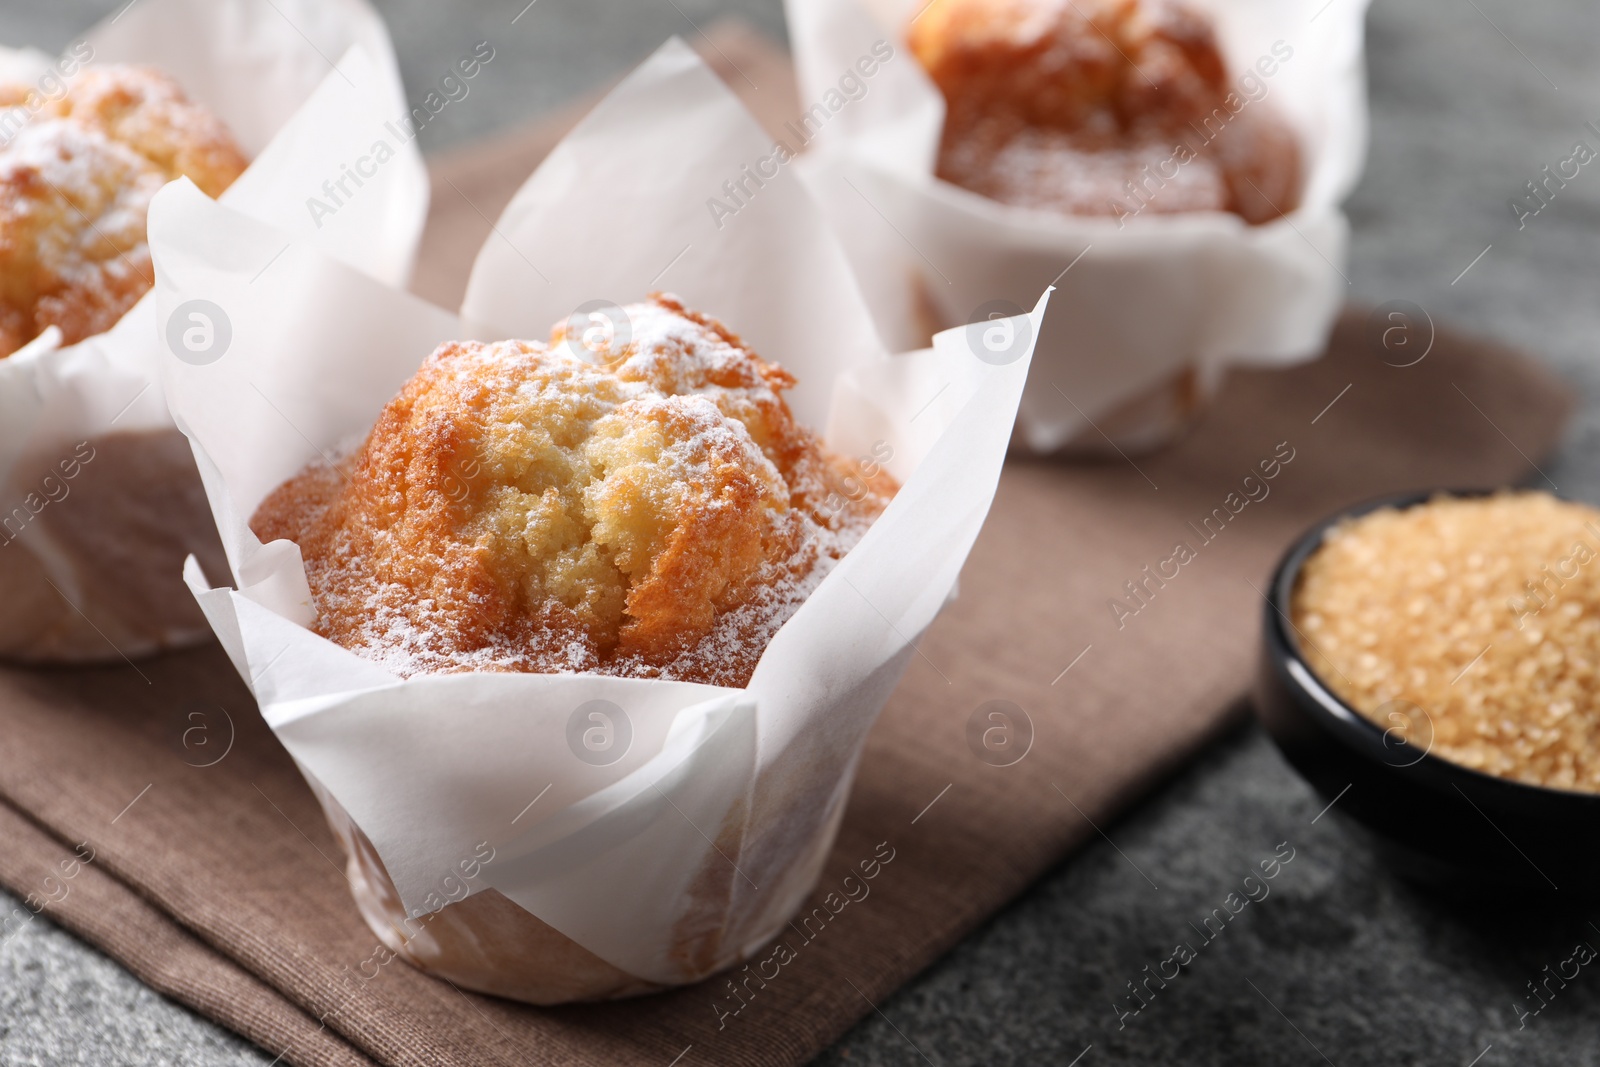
[1,0,1598,1064]
[819,727,1600,1067]
[0,919,262,1066]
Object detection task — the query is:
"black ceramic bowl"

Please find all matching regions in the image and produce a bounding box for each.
[1255,488,1600,901]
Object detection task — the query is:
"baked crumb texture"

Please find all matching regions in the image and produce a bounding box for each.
[252,296,897,688]
[1292,492,1600,794]
[0,66,248,357]
[909,0,1300,222]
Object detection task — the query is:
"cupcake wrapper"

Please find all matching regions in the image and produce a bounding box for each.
[0,0,427,662]
[785,0,1371,452]
[153,39,1042,998]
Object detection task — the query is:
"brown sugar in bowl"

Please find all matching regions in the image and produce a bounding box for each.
[1255,489,1600,900]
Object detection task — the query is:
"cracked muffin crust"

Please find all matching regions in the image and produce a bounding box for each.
[252,295,896,687]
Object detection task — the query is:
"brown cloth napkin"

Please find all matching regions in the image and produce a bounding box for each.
[0,25,1574,1067]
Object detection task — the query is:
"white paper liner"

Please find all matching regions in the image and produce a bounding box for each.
[153,39,1043,995]
[785,0,1372,452]
[0,0,426,661]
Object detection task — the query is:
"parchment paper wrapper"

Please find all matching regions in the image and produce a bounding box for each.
[786,0,1370,452]
[152,40,1044,1002]
[0,0,426,662]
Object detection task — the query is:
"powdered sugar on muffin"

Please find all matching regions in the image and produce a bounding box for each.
[252,295,896,687]
[0,65,247,357]
[911,0,1301,223]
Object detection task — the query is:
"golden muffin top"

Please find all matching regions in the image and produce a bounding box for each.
[0,65,248,357]
[252,295,895,686]
[910,0,1227,144]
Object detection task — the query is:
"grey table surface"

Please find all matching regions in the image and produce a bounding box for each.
[2,0,1599,1064]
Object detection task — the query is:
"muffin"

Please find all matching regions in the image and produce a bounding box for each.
[909,0,1301,223]
[0,65,248,357]
[252,295,896,687]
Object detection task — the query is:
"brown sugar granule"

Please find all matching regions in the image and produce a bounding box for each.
[1291,491,1600,793]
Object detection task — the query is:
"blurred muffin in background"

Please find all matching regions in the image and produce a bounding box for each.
[0,65,248,357]
[910,0,1301,224]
